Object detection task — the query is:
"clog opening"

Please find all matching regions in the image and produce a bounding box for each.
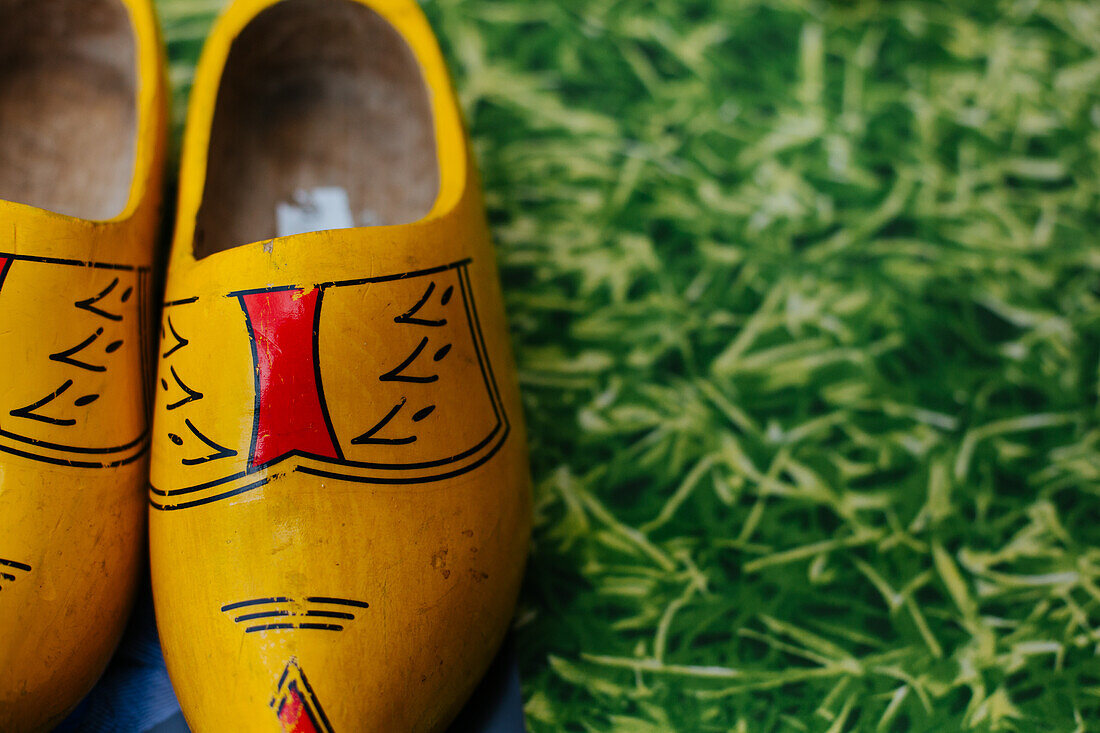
[193,0,441,258]
[0,0,137,221]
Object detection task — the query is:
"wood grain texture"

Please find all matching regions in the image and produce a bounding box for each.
[194,0,439,257]
[0,0,136,220]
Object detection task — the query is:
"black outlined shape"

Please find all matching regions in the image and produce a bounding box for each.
[149,259,510,510]
[271,660,335,733]
[221,596,368,633]
[178,419,237,466]
[0,558,31,591]
[75,278,123,321]
[229,285,346,474]
[378,337,439,384]
[0,257,13,291]
[10,380,77,427]
[394,281,447,327]
[165,366,204,411]
[0,252,151,468]
[49,328,107,372]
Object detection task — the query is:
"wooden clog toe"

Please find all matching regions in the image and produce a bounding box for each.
[0,1,167,730]
[149,1,531,730]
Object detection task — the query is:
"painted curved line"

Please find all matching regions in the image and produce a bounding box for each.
[0,559,31,572]
[221,597,291,612]
[0,440,149,469]
[148,477,270,511]
[305,596,369,609]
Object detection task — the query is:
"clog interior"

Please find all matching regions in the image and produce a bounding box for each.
[0,0,137,221]
[194,0,441,258]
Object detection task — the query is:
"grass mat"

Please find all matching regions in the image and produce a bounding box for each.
[157,0,1100,730]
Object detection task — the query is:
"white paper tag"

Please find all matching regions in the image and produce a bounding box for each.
[276,187,356,237]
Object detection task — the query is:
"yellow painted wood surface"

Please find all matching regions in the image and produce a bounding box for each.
[0,1,169,730]
[148,0,532,730]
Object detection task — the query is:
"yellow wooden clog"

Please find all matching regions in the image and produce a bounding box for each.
[0,0,168,730]
[148,0,532,729]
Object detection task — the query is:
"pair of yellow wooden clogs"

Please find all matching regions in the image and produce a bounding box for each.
[0,0,532,730]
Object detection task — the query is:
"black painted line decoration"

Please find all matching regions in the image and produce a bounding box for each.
[149,258,510,512]
[220,596,369,634]
[0,252,151,469]
[50,328,108,372]
[165,366,204,411]
[161,316,188,358]
[0,558,32,591]
[75,277,124,321]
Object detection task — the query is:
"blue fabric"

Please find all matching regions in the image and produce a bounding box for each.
[56,589,181,733]
[58,583,526,733]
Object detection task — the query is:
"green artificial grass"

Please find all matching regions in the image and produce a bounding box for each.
[157,0,1100,730]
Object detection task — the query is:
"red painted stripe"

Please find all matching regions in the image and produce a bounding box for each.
[240,288,339,468]
[0,256,11,292]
